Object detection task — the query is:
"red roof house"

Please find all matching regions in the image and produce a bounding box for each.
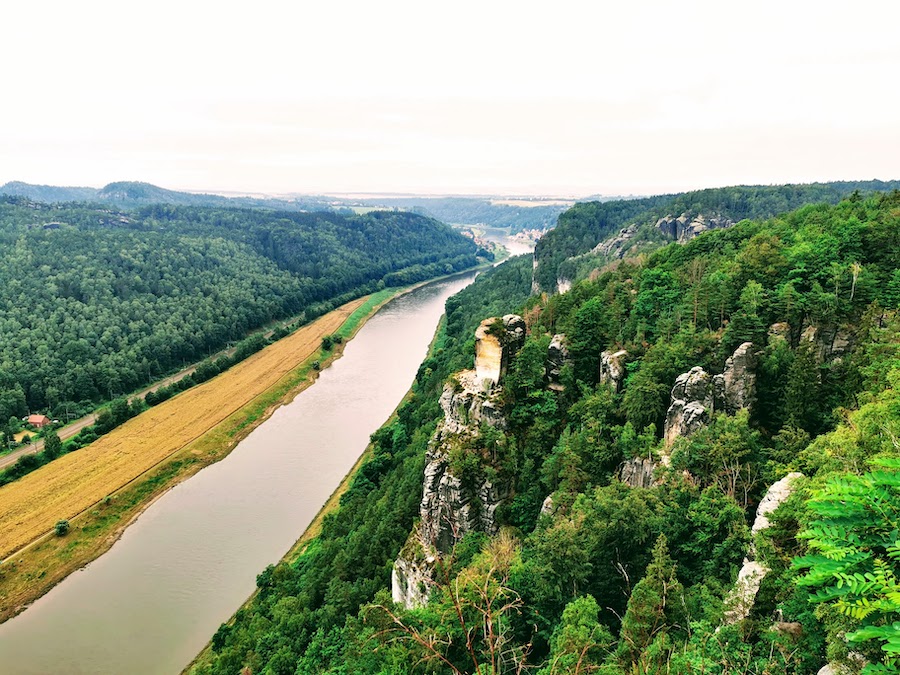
[27,414,51,428]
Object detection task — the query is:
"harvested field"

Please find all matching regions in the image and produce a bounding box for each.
[0,297,365,559]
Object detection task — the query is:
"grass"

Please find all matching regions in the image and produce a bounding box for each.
[0,290,406,623]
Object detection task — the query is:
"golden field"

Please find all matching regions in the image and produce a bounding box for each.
[0,298,365,559]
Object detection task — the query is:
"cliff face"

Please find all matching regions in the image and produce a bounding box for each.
[724,472,804,624]
[392,316,526,609]
[621,342,758,487]
[655,213,734,244]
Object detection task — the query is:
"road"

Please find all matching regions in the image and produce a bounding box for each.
[0,308,325,474]
[0,363,204,472]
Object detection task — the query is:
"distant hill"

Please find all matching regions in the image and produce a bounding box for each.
[0,181,98,203]
[533,179,900,292]
[349,196,571,233]
[0,180,335,212]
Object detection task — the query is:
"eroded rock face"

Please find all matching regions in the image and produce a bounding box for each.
[439,371,506,437]
[802,323,854,363]
[391,537,435,609]
[419,445,511,553]
[557,277,572,294]
[713,342,757,415]
[600,349,628,392]
[474,315,526,387]
[664,367,713,447]
[723,472,803,624]
[593,224,638,260]
[547,334,570,391]
[393,317,523,609]
[656,213,734,244]
[620,456,656,488]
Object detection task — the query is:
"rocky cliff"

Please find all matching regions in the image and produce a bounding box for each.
[622,342,757,487]
[392,316,525,608]
[724,472,803,624]
[655,213,734,244]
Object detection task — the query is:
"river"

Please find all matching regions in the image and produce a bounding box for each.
[0,272,476,675]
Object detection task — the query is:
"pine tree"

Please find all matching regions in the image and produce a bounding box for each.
[617,534,686,668]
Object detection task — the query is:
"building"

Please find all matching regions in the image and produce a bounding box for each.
[26,414,51,428]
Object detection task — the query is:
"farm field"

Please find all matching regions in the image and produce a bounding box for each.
[0,297,366,559]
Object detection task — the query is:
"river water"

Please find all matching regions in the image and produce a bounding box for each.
[0,273,476,675]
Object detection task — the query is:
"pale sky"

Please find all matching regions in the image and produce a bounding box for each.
[2,0,899,197]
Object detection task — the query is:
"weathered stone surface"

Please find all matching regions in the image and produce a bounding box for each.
[547,334,570,391]
[503,314,527,352]
[656,213,735,244]
[752,472,803,534]
[531,257,541,294]
[419,444,511,553]
[557,277,572,294]
[600,349,628,392]
[437,371,506,438]
[620,456,657,488]
[664,367,713,447]
[713,342,757,415]
[540,494,555,516]
[592,224,638,260]
[724,472,803,624]
[391,535,435,609]
[475,320,504,386]
[768,322,791,343]
[474,315,526,387]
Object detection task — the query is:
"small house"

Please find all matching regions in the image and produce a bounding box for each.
[27,414,51,428]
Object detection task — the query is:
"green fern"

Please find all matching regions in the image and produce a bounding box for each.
[793,463,900,673]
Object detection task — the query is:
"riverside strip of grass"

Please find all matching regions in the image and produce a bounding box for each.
[0,287,406,624]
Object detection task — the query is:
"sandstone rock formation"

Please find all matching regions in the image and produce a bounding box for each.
[656,213,735,244]
[474,315,526,387]
[391,545,434,608]
[713,342,757,414]
[393,316,524,608]
[620,456,656,488]
[592,224,638,260]
[663,366,713,448]
[546,334,570,392]
[600,349,628,392]
[724,472,803,624]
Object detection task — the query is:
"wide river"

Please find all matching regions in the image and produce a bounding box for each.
[0,272,478,675]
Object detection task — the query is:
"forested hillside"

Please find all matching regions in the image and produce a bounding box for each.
[195,192,900,674]
[533,180,900,292]
[0,197,477,424]
[0,180,335,211]
[352,196,570,233]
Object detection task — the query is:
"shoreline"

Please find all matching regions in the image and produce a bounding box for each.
[0,270,471,625]
[183,309,451,674]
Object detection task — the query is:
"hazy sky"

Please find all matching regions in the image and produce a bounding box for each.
[3,1,899,196]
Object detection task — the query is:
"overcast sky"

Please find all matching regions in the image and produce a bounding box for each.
[2,1,899,197]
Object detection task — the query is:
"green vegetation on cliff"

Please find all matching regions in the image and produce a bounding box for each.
[533,179,900,292]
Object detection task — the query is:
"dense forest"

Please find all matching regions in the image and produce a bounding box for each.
[0,180,336,211]
[0,182,568,233]
[351,197,570,233]
[533,180,900,292]
[194,191,900,674]
[0,197,478,427]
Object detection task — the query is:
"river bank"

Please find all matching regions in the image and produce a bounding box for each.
[0,283,412,624]
[0,271,477,674]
